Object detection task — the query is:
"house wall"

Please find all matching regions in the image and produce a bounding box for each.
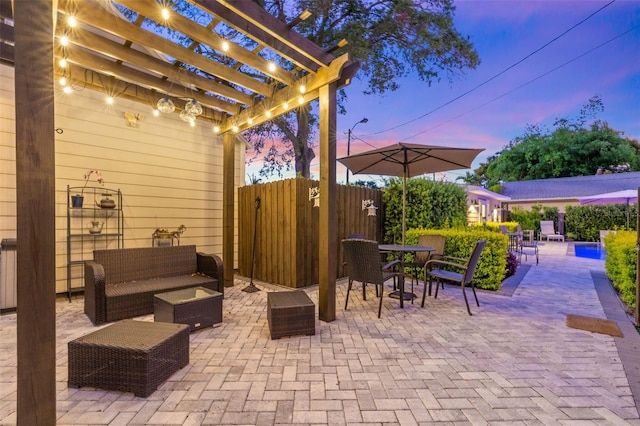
[0,63,244,294]
[466,195,505,224]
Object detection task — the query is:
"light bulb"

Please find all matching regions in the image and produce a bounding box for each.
[282,101,288,109]
[232,125,239,132]
[265,110,272,118]
[59,35,69,46]
[59,76,67,86]
[161,8,170,20]
[213,125,220,133]
[63,85,72,94]
[298,96,304,105]
[190,120,196,127]
[222,41,230,52]
[67,16,77,28]
[156,96,175,113]
[106,96,114,105]
[299,85,306,94]
[153,109,160,117]
[185,99,203,116]
[268,62,276,72]
[59,58,67,68]
[180,109,196,123]
[247,117,253,125]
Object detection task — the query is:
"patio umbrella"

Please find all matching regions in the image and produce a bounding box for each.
[578,189,638,230]
[338,142,484,244]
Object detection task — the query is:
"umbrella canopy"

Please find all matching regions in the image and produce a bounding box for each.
[578,189,639,230]
[578,189,638,205]
[338,142,484,244]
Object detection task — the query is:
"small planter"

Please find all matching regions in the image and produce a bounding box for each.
[71,195,84,208]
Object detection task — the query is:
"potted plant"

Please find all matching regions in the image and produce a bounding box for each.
[72,170,104,208]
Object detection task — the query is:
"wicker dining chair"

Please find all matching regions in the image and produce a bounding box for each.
[342,239,400,318]
[405,234,447,298]
[421,239,487,315]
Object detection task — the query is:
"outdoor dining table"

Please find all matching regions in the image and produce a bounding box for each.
[378,244,435,308]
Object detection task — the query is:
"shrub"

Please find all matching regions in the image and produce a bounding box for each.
[605,231,637,309]
[405,228,508,291]
[383,178,467,243]
[505,251,518,278]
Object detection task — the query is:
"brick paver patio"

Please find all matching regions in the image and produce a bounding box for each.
[1,241,639,425]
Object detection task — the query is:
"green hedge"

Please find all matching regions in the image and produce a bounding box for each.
[605,231,638,309]
[475,221,519,233]
[405,228,508,291]
[565,204,636,242]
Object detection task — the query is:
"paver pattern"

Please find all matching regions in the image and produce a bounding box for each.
[1,242,639,425]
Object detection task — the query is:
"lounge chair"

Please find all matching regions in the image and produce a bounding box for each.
[540,220,564,242]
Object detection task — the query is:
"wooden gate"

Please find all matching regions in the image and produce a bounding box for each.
[238,178,382,288]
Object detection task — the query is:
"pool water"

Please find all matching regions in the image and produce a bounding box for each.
[574,243,606,260]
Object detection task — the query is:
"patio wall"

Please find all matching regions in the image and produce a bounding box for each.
[0,63,245,294]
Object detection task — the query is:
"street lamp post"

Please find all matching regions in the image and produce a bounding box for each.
[346,117,368,184]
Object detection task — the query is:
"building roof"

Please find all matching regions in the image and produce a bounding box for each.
[466,185,511,202]
[501,172,640,202]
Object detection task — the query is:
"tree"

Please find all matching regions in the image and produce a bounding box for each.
[472,96,640,185]
[248,0,480,178]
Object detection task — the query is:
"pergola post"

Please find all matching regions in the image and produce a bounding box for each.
[318,82,337,322]
[223,133,235,288]
[14,1,57,424]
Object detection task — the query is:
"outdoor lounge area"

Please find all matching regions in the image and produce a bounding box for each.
[2,242,640,424]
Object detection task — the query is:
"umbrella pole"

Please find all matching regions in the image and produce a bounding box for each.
[402,171,407,246]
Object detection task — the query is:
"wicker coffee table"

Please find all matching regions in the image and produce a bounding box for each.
[68,320,189,397]
[154,286,223,331]
[267,291,315,339]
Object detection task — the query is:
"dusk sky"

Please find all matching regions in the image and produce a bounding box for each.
[248,0,640,184]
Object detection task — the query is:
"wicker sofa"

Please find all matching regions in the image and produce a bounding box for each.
[84,245,223,325]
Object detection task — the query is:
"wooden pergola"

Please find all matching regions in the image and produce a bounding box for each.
[1,0,357,423]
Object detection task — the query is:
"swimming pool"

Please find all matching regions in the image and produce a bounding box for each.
[574,243,606,260]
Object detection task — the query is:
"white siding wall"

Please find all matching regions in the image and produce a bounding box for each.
[0,64,244,294]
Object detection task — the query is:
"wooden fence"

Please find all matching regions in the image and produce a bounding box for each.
[238,178,382,288]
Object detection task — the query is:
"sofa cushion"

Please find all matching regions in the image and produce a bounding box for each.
[94,246,198,285]
[105,275,217,322]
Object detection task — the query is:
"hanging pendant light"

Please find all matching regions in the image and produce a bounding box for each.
[156,96,175,114]
[184,99,203,116]
[179,109,196,123]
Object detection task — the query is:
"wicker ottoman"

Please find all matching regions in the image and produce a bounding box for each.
[68,320,189,397]
[154,286,223,331]
[267,291,315,339]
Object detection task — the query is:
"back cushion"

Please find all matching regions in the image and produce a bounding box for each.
[94,245,198,284]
